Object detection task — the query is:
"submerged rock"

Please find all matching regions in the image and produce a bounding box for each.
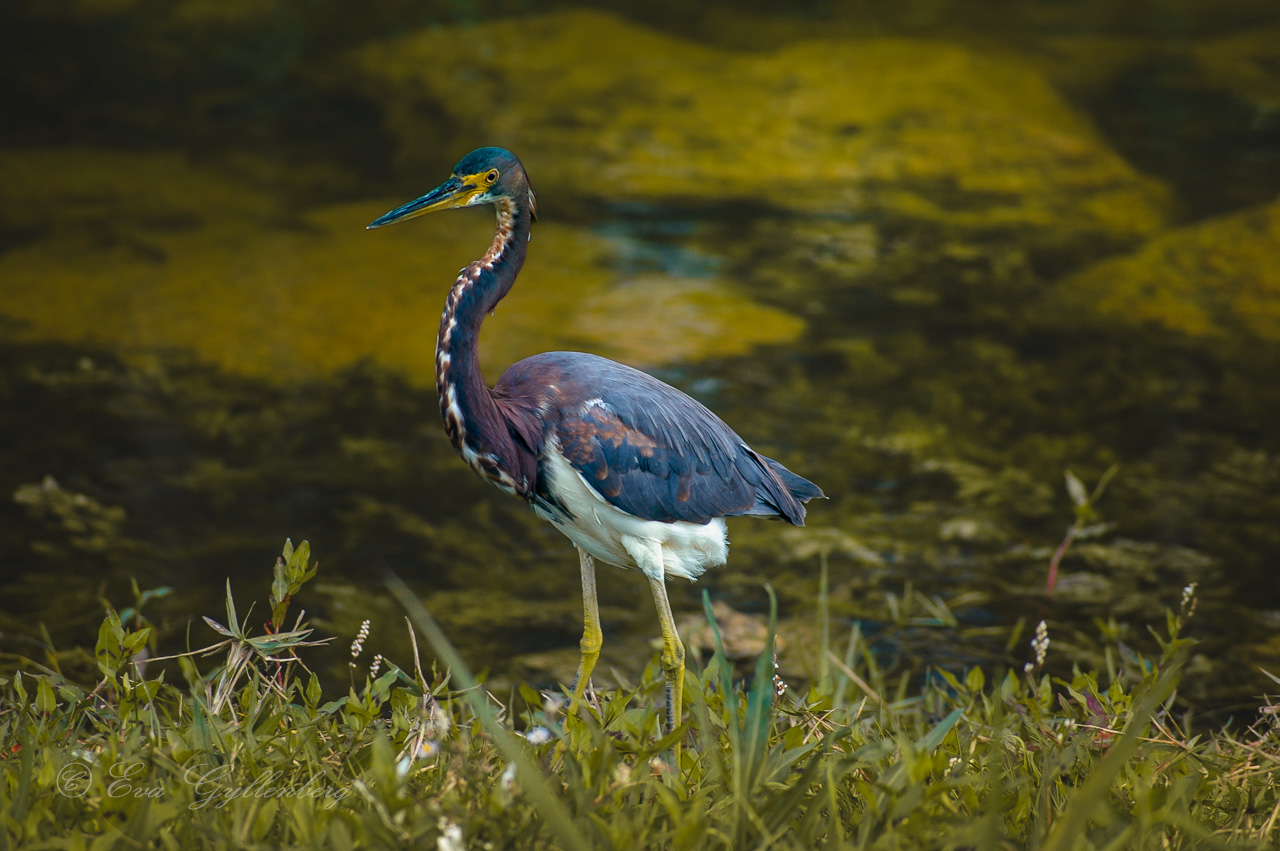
[679,599,778,662]
[13,474,127,554]
[1051,197,1280,342]
[0,149,802,382]
[352,10,1171,250]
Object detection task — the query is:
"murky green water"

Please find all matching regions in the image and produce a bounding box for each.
[3,0,1280,718]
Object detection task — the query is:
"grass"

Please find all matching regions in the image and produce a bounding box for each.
[2,540,1279,849]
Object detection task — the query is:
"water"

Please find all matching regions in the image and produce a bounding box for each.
[3,0,1279,719]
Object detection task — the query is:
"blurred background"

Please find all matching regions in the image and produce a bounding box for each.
[2,0,1279,719]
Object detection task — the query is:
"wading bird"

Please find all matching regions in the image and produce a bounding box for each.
[368,147,822,748]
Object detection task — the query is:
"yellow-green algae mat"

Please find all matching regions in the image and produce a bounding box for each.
[352,9,1280,348]
[0,149,801,383]
[352,9,1170,242]
[1051,197,1280,343]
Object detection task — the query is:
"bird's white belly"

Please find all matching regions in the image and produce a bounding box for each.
[534,445,728,582]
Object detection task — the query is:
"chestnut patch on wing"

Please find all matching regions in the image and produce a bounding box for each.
[556,404,672,502]
[559,406,659,468]
[590,407,658,456]
[677,476,692,503]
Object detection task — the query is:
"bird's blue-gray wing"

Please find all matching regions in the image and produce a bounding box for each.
[495,352,821,526]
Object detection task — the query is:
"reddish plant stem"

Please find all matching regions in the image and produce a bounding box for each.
[1046,525,1079,600]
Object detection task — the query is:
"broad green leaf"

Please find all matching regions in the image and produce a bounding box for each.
[35,676,56,714]
[96,609,126,680]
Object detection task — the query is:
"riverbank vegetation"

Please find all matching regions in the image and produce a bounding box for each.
[2,540,1278,849]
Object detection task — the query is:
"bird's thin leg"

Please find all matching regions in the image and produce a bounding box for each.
[647,572,686,761]
[571,547,602,704]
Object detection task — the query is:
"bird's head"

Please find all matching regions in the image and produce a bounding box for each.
[367,147,537,229]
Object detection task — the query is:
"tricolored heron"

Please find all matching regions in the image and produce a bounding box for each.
[368,147,823,746]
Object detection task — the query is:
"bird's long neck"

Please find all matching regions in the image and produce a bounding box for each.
[435,196,532,492]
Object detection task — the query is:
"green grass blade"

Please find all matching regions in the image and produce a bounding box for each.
[383,572,592,851]
[1040,651,1187,851]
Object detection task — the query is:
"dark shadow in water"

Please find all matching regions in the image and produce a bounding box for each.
[1092,54,1280,221]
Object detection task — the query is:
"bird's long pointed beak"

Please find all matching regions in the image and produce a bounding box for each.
[367,175,473,229]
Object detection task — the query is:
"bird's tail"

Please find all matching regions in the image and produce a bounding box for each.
[767,459,825,504]
[738,450,825,526]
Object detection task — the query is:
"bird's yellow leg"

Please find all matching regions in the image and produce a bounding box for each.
[570,547,602,708]
[647,572,686,765]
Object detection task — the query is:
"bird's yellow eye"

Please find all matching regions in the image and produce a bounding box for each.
[484,170,499,185]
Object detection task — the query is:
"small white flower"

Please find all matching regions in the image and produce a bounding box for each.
[613,762,632,786]
[1031,620,1050,668]
[1180,582,1199,619]
[349,619,371,664]
[523,726,553,746]
[437,818,465,851]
